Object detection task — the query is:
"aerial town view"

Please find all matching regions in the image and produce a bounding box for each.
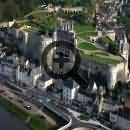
[0,0,130,130]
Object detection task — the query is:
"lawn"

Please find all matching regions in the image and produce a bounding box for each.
[0,96,57,130]
[79,42,120,65]
[78,42,97,50]
[80,51,120,64]
[78,31,97,38]
[16,11,58,33]
[30,115,52,130]
[74,23,96,32]
[74,23,96,39]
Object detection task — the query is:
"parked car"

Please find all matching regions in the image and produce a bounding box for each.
[24,105,32,110]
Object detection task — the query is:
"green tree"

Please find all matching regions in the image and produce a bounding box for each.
[3,0,19,20]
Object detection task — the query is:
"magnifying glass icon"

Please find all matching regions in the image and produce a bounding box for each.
[41,41,87,85]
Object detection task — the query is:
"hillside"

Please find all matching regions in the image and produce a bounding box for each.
[0,0,95,21]
[0,0,41,21]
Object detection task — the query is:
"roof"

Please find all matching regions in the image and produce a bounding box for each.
[78,87,96,101]
[63,80,73,89]
[113,107,130,120]
[38,74,50,82]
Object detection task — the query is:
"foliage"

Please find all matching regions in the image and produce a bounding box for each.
[50,0,95,7]
[79,114,90,120]
[118,16,130,32]
[97,36,113,46]
[108,43,118,55]
[0,0,41,21]
[0,0,96,22]
[97,36,118,54]
[0,96,56,130]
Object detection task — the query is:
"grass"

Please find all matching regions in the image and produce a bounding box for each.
[16,9,96,38]
[30,115,52,130]
[78,42,97,50]
[0,96,57,130]
[79,114,90,121]
[16,11,58,32]
[79,42,120,65]
[94,52,109,56]
[80,51,120,65]
[98,36,114,46]
[78,31,97,38]
[74,23,95,32]
[74,23,96,39]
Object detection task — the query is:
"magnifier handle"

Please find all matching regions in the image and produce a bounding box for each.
[71,73,88,86]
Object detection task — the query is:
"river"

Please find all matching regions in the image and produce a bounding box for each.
[0,105,30,130]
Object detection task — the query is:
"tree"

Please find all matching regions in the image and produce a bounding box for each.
[3,0,19,20]
[108,43,118,55]
[0,0,41,21]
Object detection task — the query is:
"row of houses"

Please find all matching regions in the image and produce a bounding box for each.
[0,46,98,114]
[0,51,53,91]
[54,79,98,113]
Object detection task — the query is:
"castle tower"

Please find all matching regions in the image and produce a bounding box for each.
[116,30,129,79]
[118,31,129,60]
[53,21,75,44]
[53,21,77,56]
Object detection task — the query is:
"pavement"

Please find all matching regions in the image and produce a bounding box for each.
[0,76,111,130]
[0,83,57,126]
[22,88,111,130]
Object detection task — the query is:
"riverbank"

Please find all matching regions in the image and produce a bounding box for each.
[0,95,58,130]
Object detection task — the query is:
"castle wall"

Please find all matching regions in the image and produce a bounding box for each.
[0,28,51,62]
[80,58,128,90]
[0,28,129,90]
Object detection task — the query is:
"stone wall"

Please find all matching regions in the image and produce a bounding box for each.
[0,28,52,62]
[0,28,129,90]
[79,58,129,90]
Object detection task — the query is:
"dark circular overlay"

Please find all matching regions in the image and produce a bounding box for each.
[41,41,81,79]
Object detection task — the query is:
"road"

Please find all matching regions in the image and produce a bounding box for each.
[0,83,57,126]
[0,75,111,130]
[22,88,111,130]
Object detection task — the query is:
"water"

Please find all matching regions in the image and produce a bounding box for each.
[0,105,30,130]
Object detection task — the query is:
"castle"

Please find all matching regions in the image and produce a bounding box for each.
[0,19,129,90]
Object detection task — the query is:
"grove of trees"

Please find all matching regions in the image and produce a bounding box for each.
[0,0,41,21]
[0,0,96,21]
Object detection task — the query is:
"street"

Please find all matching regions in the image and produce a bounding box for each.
[0,75,111,130]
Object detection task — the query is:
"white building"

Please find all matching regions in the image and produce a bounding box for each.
[0,27,53,61]
[0,54,18,81]
[62,80,74,104]
[16,65,33,86]
[62,80,79,105]
[62,7,83,14]
[62,79,96,113]
[37,77,53,91]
